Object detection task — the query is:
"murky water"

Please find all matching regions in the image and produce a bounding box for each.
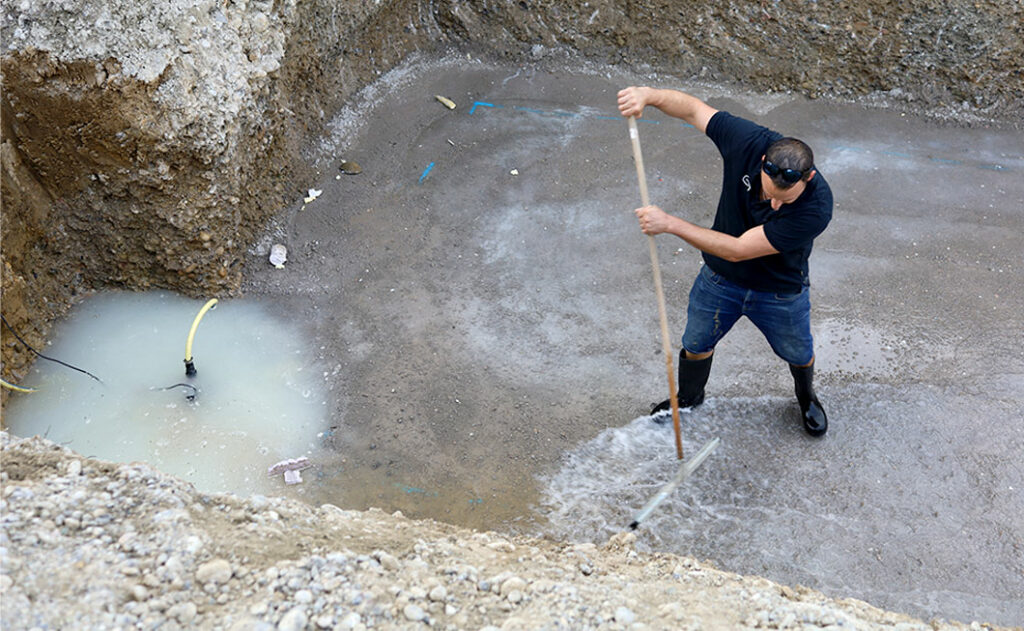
[4,291,328,497]
[534,387,1024,626]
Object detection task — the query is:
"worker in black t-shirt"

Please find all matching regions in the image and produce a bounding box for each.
[618,86,832,437]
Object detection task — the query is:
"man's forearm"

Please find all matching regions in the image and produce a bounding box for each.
[663,215,776,262]
[665,215,739,260]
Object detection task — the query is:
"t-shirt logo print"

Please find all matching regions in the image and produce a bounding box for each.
[742,174,751,192]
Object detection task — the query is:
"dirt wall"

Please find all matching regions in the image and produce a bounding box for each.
[2,0,1021,401]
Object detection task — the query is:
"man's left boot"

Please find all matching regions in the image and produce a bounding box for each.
[789,362,828,437]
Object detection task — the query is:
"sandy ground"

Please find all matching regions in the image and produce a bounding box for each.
[236,54,1024,626]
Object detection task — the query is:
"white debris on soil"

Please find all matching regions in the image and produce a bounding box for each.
[269,243,288,268]
[267,457,311,485]
[0,433,998,631]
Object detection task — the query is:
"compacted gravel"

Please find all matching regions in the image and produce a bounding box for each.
[1,432,1007,631]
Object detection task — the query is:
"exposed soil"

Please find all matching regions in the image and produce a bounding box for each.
[2,1,1023,628]
[2,431,1013,630]
[2,0,1022,398]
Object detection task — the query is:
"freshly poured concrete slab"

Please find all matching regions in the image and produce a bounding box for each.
[243,54,1024,626]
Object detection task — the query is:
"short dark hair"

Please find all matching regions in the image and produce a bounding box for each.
[765,138,815,188]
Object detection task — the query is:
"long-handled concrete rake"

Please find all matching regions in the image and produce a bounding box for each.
[626,115,720,530]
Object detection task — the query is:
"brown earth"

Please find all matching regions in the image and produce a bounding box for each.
[2,2,1023,628]
[2,0,1022,403]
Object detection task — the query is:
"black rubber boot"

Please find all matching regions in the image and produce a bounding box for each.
[790,362,828,437]
[651,352,713,421]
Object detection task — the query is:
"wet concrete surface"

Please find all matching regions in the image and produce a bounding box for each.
[243,54,1024,626]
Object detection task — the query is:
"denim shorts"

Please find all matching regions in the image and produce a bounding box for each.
[682,265,815,366]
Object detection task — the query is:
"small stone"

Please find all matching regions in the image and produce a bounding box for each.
[67,460,82,477]
[228,617,275,631]
[615,607,636,624]
[499,576,526,596]
[506,589,523,604]
[278,607,308,631]
[168,602,198,623]
[428,585,447,601]
[196,559,233,584]
[374,550,400,571]
[403,604,427,621]
[164,556,185,578]
[294,589,313,603]
[131,585,149,601]
[315,614,334,629]
[339,160,362,175]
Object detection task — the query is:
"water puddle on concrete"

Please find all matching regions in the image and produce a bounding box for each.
[534,387,1024,626]
[4,291,327,497]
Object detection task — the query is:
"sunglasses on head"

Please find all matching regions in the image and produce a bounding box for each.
[762,159,806,185]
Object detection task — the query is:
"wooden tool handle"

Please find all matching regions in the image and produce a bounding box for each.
[628,116,684,460]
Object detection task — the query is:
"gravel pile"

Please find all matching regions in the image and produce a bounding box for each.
[0,432,1004,630]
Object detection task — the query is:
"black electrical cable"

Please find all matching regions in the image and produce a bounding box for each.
[156,383,198,401]
[1,313,104,383]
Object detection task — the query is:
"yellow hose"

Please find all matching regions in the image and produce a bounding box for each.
[1,378,37,393]
[185,298,218,362]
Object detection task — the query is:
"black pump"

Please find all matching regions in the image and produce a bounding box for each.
[790,361,828,437]
[651,352,713,420]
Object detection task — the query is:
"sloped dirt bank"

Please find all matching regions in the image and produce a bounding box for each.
[2,0,1021,397]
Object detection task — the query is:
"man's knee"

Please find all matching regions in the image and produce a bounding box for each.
[792,355,814,368]
[684,349,714,361]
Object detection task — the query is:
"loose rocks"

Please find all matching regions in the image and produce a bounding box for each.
[0,433,996,631]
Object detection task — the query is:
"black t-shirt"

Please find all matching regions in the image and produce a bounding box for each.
[703,111,832,293]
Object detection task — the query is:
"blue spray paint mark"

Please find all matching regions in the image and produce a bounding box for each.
[469,101,496,115]
[930,157,962,165]
[419,162,435,183]
[394,483,438,496]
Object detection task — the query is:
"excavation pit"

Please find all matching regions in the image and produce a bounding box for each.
[3,49,1023,628]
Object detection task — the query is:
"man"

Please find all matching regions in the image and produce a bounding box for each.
[618,86,832,437]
